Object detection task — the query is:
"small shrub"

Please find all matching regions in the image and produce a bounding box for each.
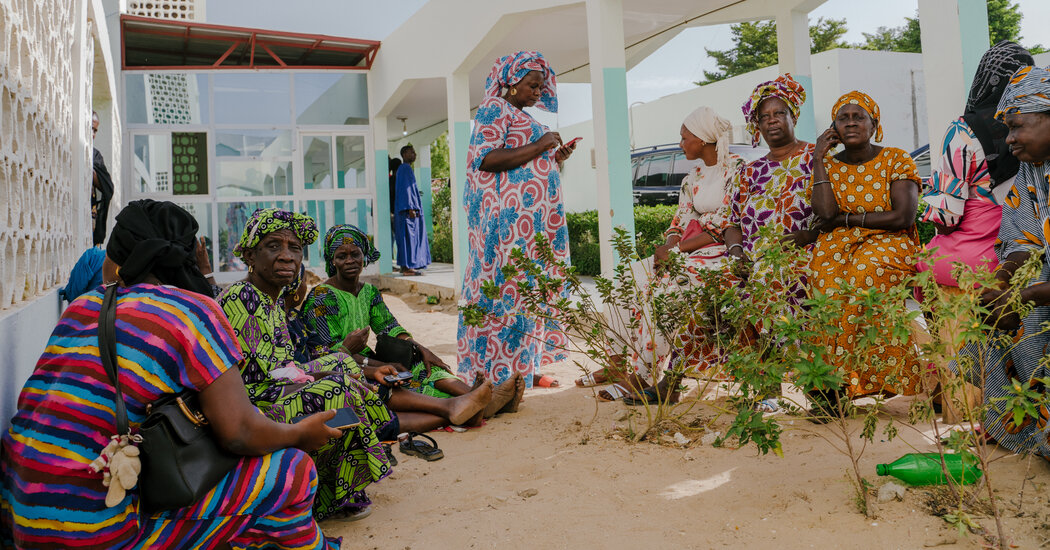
[567,206,676,276]
[430,179,453,263]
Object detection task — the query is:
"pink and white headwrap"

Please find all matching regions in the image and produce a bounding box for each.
[484,51,558,112]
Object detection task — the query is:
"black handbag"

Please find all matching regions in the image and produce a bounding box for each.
[98,284,240,514]
[373,333,421,368]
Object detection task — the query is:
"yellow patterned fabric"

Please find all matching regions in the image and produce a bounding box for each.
[809,147,922,397]
[831,90,883,143]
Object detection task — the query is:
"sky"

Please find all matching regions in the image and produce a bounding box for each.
[208,0,1050,127]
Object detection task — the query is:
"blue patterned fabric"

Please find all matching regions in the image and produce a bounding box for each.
[483,51,558,113]
[952,160,1050,457]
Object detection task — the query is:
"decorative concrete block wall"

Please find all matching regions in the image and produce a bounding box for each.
[127,0,204,21]
[0,0,84,310]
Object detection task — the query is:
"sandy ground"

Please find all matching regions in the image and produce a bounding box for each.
[323,293,1050,549]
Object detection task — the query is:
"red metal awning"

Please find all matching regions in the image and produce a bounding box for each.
[121,15,380,70]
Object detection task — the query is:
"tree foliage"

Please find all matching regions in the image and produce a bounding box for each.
[430,132,450,179]
[698,18,847,85]
[860,1,1045,54]
[699,2,1045,86]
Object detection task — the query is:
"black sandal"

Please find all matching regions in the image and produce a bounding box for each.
[382,443,398,466]
[399,432,444,461]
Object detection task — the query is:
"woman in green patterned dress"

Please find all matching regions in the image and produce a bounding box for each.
[304,225,522,419]
[219,209,493,520]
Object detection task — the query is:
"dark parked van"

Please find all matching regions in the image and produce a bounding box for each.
[630,143,769,206]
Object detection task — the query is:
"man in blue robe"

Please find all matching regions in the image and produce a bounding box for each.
[394,145,431,275]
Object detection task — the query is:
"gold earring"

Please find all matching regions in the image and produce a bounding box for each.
[248,265,254,274]
[510,87,517,96]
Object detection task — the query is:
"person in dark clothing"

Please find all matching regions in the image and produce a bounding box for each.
[91,111,114,246]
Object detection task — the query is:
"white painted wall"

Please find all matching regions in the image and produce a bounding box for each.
[559,48,930,213]
[0,0,121,429]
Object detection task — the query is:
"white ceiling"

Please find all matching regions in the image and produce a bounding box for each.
[383,0,803,145]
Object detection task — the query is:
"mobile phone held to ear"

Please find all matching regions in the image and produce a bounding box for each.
[291,407,362,430]
[383,371,414,385]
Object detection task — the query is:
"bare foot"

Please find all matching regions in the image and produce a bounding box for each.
[498,372,526,414]
[464,375,488,427]
[448,379,493,425]
[483,373,519,418]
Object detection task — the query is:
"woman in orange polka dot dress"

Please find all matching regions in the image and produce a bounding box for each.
[809,91,923,398]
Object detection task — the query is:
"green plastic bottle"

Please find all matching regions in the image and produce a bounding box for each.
[875,453,982,486]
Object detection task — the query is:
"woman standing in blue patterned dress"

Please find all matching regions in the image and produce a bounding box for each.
[456,51,578,394]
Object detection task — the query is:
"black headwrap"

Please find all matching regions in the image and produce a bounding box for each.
[962,41,1034,188]
[106,200,213,297]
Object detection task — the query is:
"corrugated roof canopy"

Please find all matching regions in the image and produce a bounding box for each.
[121,15,380,70]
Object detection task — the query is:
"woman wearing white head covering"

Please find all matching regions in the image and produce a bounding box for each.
[585,107,744,403]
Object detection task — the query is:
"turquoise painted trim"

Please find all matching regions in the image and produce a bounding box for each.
[793,74,816,143]
[418,165,434,238]
[602,67,635,269]
[453,121,471,285]
[958,0,990,97]
[374,148,393,273]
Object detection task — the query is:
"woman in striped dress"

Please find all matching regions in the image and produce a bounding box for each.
[1,200,342,549]
[955,66,1050,458]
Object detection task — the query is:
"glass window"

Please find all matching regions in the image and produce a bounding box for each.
[216,160,294,197]
[125,73,209,125]
[215,130,292,158]
[335,135,366,189]
[213,73,291,125]
[302,135,333,190]
[172,132,209,195]
[175,202,214,266]
[217,200,294,272]
[295,73,368,125]
[643,153,673,187]
[132,134,172,193]
[632,156,651,187]
[300,199,373,270]
[667,152,693,190]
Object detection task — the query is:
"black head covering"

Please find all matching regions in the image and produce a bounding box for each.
[106,200,213,297]
[962,41,1034,187]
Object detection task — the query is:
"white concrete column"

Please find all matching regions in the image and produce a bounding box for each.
[775,8,816,142]
[586,0,634,275]
[918,0,989,163]
[418,143,433,239]
[371,116,394,273]
[446,72,471,287]
[71,0,92,251]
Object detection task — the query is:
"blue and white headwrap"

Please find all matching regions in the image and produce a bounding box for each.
[484,50,558,113]
[995,65,1050,121]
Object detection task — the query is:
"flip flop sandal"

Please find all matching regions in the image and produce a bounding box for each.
[623,387,660,406]
[382,443,398,467]
[754,398,780,414]
[597,383,630,402]
[331,505,373,522]
[399,432,444,461]
[575,372,602,387]
[535,374,559,388]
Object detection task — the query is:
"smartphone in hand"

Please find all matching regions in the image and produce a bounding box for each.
[290,407,361,430]
[383,371,414,385]
[564,137,582,148]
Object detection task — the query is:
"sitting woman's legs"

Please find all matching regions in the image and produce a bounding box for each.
[136,448,338,550]
[385,380,492,427]
[265,374,394,520]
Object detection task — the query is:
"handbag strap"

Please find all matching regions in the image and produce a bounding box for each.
[98,284,130,436]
